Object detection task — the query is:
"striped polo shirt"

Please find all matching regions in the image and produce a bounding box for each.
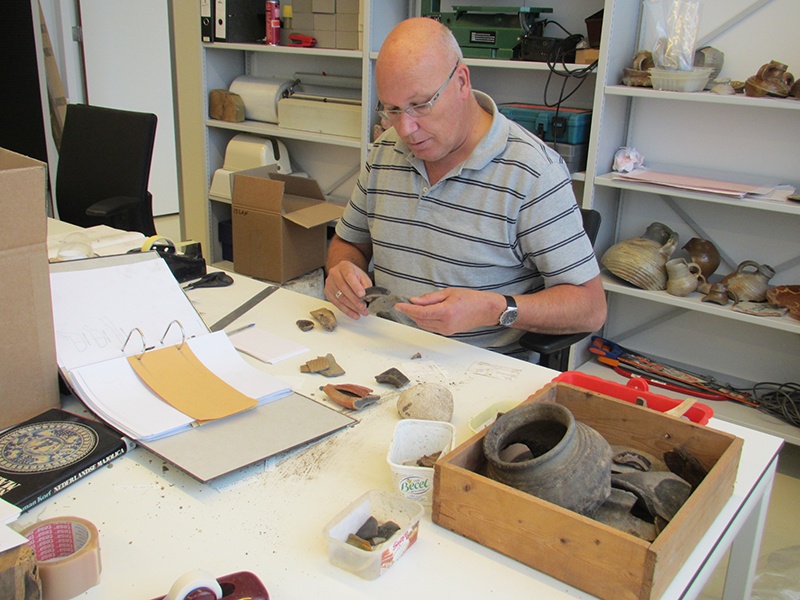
[335,91,599,351]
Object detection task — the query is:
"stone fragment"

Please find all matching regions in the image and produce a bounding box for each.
[397,382,454,422]
[299,353,345,377]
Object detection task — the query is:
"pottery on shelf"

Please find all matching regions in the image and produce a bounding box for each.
[666,258,704,297]
[483,402,612,517]
[682,238,721,280]
[766,285,800,320]
[601,222,678,291]
[701,282,733,305]
[745,60,795,98]
[721,260,776,302]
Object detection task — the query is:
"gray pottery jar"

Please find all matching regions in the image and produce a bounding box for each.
[483,402,612,517]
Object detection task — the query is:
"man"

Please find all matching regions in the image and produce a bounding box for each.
[324,17,606,353]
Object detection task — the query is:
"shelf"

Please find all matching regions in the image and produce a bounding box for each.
[203,42,362,59]
[367,51,597,74]
[605,85,800,111]
[577,360,800,446]
[594,173,800,215]
[206,119,363,148]
[602,273,800,335]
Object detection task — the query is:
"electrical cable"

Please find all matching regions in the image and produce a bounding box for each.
[750,381,800,428]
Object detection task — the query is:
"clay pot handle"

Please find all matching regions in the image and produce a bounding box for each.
[687,262,703,277]
[736,259,760,274]
[757,60,787,81]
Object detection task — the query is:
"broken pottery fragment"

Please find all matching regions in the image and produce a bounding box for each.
[299,353,345,377]
[296,319,315,332]
[611,470,692,523]
[346,517,401,550]
[663,446,709,490]
[362,286,418,328]
[310,307,338,331]
[375,367,410,388]
[397,382,454,422]
[593,488,658,541]
[322,383,380,410]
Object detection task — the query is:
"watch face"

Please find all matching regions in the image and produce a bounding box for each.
[500,308,518,327]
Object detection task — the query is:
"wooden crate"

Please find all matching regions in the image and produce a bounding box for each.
[432,382,743,600]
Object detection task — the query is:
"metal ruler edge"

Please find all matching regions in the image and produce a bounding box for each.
[209,285,279,332]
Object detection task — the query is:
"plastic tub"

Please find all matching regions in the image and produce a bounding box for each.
[322,489,423,580]
[387,419,456,505]
[648,67,713,92]
[468,400,521,433]
[552,371,713,425]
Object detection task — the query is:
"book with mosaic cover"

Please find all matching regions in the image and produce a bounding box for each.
[0,408,130,512]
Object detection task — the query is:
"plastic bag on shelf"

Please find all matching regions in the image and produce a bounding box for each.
[640,0,701,71]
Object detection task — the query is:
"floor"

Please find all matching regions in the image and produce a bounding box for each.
[153,212,800,599]
[699,442,800,599]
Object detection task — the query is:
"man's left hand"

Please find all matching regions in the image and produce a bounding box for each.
[394,288,502,335]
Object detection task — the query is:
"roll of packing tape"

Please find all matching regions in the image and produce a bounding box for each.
[229,75,294,123]
[164,569,223,600]
[142,235,176,252]
[22,517,102,600]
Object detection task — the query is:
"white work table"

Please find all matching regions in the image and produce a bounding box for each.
[18,267,782,599]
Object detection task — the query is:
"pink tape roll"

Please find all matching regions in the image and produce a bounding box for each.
[22,517,102,600]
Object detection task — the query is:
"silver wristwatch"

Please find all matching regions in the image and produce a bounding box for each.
[498,295,518,327]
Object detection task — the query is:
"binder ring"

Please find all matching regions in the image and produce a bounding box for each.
[122,327,148,360]
[160,320,186,349]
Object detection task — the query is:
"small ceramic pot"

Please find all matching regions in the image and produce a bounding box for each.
[701,282,732,305]
[682,238,721,280]
[666,258,704,297]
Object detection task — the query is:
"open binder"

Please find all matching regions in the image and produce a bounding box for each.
[49,252,355,481]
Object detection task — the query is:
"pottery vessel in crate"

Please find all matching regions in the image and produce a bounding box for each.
[483,402,612,517]
[601,223,678,291]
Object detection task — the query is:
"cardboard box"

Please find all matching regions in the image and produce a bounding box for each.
[576,48,600,64]
[335,31,360,50]
[312,0,336,13]
[231,168,344,283]
[335,12,359,32]
[432,381,742,600]
[313,13,337,31]
[336,0,360,13]
[0,148,60,430]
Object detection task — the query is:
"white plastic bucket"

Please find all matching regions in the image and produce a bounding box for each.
[386,419,456,505]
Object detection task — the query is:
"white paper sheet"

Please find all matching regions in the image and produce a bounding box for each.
[230,326,309,364]
[50,254,210,371]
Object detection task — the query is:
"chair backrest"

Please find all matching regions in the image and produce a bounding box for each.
[55,104,157,232]
[580,207,601,246]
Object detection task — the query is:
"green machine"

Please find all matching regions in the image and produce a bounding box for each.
[421,1,553,59]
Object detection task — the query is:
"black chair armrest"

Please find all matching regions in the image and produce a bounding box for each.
[519,330,593,371]
[85,196,143,218]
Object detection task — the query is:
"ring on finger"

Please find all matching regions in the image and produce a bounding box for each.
[334,290,343,299]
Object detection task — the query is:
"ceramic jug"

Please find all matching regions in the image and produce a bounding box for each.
[666,258,704,297]
[682,238,721,280]
[601,223,678,291]
[721,260,775,302]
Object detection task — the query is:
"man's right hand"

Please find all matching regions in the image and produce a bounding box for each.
[324,261,373,319]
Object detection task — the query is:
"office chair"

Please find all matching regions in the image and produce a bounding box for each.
[519,208,602,371]
[55,103,158,236]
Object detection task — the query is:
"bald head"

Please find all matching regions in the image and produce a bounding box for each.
[377,18,463,83]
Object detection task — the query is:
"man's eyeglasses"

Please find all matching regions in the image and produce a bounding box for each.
[375,62,460,121]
